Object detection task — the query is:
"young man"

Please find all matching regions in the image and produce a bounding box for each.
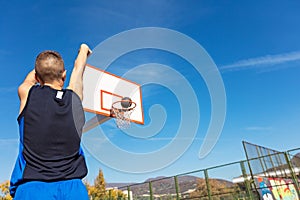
[10,44,92,199]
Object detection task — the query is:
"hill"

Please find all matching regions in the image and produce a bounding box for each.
[291,152,300,167]
[107,175,234,196]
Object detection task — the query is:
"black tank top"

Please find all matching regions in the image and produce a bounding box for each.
[18,85,87,181]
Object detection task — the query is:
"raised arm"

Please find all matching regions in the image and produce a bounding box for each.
[67,44,92,100]
[18,70,37,114]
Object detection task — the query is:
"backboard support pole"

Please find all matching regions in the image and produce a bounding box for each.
[83,114,111,133]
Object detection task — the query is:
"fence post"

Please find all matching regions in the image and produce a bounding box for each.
[149,181,154,200]
[127,186,131,200]
[204,169,212,200]
[256,146,267,174]
[174,176,180,200]
[108,189,112,200]
[267,150,281,178]
[284,151,300,197]
[240,161,254,200]
[243,141,259,197]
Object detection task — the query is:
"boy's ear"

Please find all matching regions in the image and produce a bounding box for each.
[62,70,67,82]
[35,73,41,83]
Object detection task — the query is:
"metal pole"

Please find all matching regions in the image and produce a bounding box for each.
[256,146,267,174]
[242,141,257,195]
[267,149,281,178]
[284,151,300,198]
[240,161,254,200]
[108,189,112,200]
[174,176,180,200]
[204,169,212,200]
[149,181,154,200]
[127,186,131,200]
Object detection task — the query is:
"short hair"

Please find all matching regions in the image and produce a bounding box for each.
[35,50,65,83]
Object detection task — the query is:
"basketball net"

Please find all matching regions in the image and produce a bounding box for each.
[113,108,133,129]
[111,100,136,129]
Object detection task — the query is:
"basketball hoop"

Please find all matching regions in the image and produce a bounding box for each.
[111,98,136,129]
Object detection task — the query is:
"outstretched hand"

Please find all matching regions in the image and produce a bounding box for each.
[78,44,92,57]
[68,43,92,100]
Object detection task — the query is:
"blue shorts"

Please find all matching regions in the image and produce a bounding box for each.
[13,179,89,200]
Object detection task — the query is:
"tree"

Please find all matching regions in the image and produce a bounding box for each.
[0,180,12,200]
[84,169,127,200]
[85,169,107,200]
[107,188,127,200]
[190,178,240,199]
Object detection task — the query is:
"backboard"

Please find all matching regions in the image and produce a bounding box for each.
[82,64,144,132]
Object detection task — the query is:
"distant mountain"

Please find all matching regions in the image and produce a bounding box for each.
[144,176,167,182]
[106,182,136,189]
[107,175,234,196]
[291,152,300,167]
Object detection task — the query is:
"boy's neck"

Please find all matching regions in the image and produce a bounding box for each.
[43,81,63,90]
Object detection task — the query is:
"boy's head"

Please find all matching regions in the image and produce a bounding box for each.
[35,51,66,84]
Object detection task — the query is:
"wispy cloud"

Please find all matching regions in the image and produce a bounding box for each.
[122,64,181,85]
[0,86,17,93]
[244,126,273,131]
[220,51,300,72]
[0,138,18,145]
[131,137,203,141]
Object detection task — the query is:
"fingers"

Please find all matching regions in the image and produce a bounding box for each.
[79,44,92,56]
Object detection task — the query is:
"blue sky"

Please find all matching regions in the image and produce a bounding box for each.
[1,1,300,184]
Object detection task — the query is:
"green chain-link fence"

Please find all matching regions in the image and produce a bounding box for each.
[107,146,300,200]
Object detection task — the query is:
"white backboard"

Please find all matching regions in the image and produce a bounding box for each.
[82,64,144,125]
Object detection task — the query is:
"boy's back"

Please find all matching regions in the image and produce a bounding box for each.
[10,44,92,200]
[16,85,87,181]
